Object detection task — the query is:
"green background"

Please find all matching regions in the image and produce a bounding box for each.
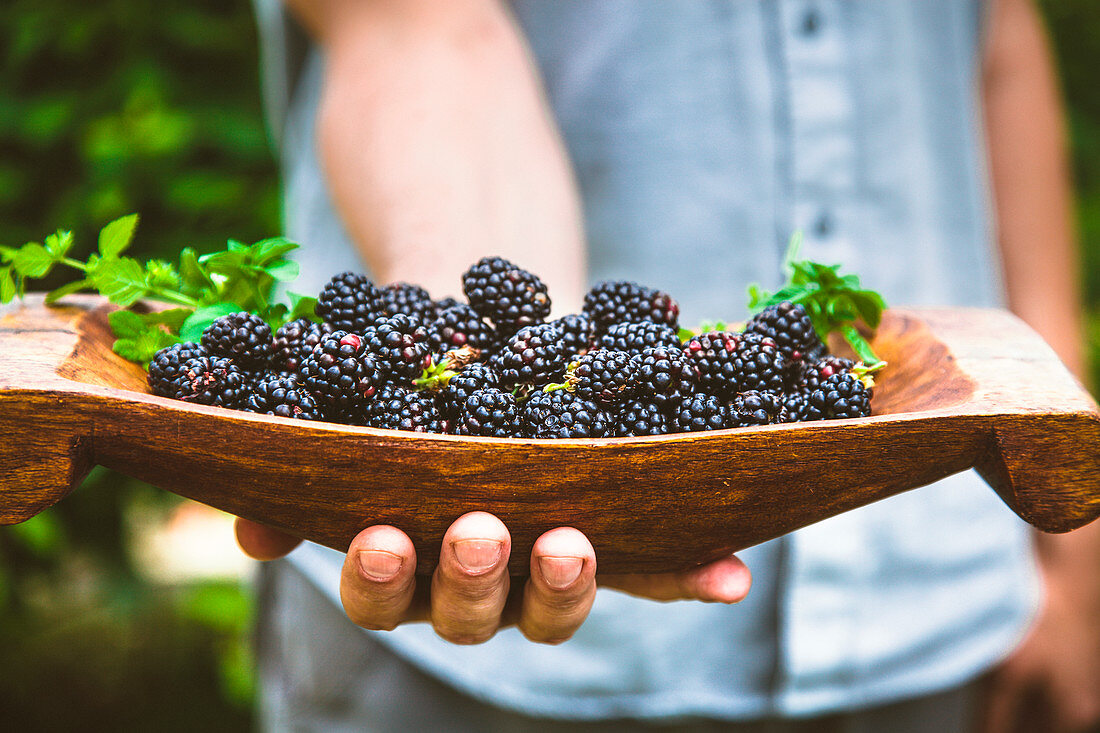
[1,1,1097,729]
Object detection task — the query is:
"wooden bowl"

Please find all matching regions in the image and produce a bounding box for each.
[1,295,1098,574]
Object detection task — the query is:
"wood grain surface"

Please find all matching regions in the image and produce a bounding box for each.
[1,295,1098,574]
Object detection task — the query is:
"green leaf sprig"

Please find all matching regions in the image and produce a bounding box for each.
[0,214,319,365]
[747,232,887,367]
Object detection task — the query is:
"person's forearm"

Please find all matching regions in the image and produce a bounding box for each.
[286,0,586,305]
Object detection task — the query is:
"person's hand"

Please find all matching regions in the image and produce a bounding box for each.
[236,512,751,644]
[981,571,1100,733]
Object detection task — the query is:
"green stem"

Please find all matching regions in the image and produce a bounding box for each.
[61,257,88,271]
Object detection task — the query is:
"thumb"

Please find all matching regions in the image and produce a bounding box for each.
[235,517,302,560]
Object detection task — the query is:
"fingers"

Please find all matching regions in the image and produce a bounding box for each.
[599,554,752,603]
[234,517,302,560]
[340,525,418,631]
[517,527,597,644]
[430,512,512,644]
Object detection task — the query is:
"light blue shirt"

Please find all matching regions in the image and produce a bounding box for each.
[254,0,1040,720]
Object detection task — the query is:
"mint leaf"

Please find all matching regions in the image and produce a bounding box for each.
[90,256,148,306]
[179,247,215,295]
[44,230,74,259]
[108,309,147,339]
[148,308,192,333]
[12,243,54,278]
[287,292,319,322]
[0,267,15,303]
[265,259,299,283]
[179,302,241,342]
[98,213,140,258]
[45,279,92,304]
[113,327,179,365]
[145,259,180,290]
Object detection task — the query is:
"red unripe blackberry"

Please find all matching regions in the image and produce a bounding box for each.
[462,256,551,331]
[430,303,498,355]
[438,362,500,420]
[630,346,698,408]
[731,332,786,394]
[682,331,739,397]
[365,313,432,380]
[368,384,448,433]
[671,393,733,432]
[162,356,248,408]
[583,280,680,335]
[270,318,335,373]
[245,374,323,420]
[375,282,437,322]
[521,390,610,439]
[801,372,873,420]
[316,271,382,333]
[597,321,681,354]
[745,301,825,363]
[729,390,788,426]
[299,331,386,407]
[201,312,273,368]
[614,399,669,437]
[148,342,209,396]
[563,349,636,407]
[490,321,568,388]
[454,388,520,437]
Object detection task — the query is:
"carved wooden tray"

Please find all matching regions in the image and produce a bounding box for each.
[1,294,1098,574]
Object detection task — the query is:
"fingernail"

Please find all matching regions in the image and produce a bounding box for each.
[358,549,403,581]
[538,556,584,589]
[451,539,503,575]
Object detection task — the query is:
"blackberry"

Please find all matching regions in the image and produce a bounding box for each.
[731,332,786,394]
[434,296,462,312]
[325,399,371,427]
[201,312,273,368]
[365,314,432,380]
[597,321,681,354]
[438,362,500,420]
[682,331,740,397]
[148,342,208,397]
[630,346,698,408]
[162,356,248,408]
[245,374,323,420]
[454,388,520,437]
[614,399,669,437]
[299,331,386,407]
[800,372,873,421]
[671,393,733,433]
[562,349,636,407]
[551,313,593,360]
[316,272,381,332]
[430,303,497,354]
[462,256,551,330]
[582,281,679,335]
[745,301,825,363]
[368,384,447,433]
[729,390,787,426]
[490,322,568,388]
[270,318,335,373]
[375,282,437,322]
[792,356,856,394]
[521,390,610,439]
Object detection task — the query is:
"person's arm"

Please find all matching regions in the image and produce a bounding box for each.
[981,0,1100,730]
[238,0,751,645]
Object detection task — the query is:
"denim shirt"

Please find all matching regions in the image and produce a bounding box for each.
[254,0,1040,719]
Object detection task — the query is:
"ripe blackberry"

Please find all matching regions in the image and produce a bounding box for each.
[582,281,680,335]
[270,318,334,373]
[682,331,739,397]
[745,301,825,363]
[299,331,386,407]
[438,362,500,420]
[551,313,593,360]
[201,312,273,368]
[562,349,636,407]
[729,390,787,426]
[521,390,610,439]
[731,332,786,394]
[454,388,520,437]
[148,342,208,397]
[671,393,733,432]
[162,356,248,408]
[614,399,669,437]
[365,314,432,380]
[325,399,371,427]
[245,374,323,420]
[597,321,681,354]
[375,282,437,322]
[430,303,497,354]
[462,256,551,330]
[800,372,873,421]
[434,296,462,312]
[316,272,381,332]
[490,322,568,388]
[630,346,698,408]
[792,355,857,393]
[368,384,447,433]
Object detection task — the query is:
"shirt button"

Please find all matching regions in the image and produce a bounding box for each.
[800,9,821,37]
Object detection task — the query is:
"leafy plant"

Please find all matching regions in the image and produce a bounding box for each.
[1,214,317,364]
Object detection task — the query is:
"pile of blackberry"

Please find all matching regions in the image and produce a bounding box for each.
[147,257,875,436]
